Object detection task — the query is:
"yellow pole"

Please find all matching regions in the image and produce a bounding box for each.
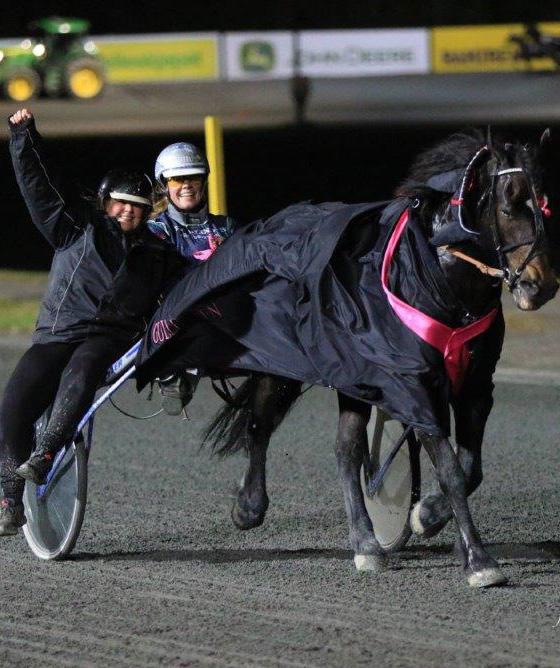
[204,116,227,215]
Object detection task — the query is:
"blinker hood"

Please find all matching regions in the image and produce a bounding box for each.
[422,164,486,248]
[424,168,464,194]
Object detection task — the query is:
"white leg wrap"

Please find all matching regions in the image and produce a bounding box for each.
[354,553,386,572]
[467,567,507,588]
[410,501,425,535]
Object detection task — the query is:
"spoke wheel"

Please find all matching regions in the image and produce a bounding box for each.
[360,408,421,552]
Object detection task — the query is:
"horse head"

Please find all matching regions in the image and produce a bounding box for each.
[399,129,558,312]
[473,134,558,310]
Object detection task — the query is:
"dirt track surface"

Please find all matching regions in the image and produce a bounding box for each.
[1,341,560,667]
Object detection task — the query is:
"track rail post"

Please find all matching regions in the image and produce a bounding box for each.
[204,115,227,215]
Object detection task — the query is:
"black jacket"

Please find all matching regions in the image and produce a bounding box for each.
[135,200,504,436]
[9,117,183,344]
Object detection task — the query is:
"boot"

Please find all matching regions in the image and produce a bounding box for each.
[158,372,199,416]
[16,449,56,485]
[0,498,26,536]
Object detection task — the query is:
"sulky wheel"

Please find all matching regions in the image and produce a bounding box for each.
[22,408,89,560]
[360,408,421,552]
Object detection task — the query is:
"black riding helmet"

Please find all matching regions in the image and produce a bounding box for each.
[97,169,153,209]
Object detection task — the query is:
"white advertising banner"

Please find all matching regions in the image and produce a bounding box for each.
[299,29,430,77]
[225,32,294,80]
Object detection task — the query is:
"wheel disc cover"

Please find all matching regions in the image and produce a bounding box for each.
[22,443,85,559]
[360,410,413,550]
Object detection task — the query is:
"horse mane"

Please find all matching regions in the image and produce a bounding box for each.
[395,128,544,198]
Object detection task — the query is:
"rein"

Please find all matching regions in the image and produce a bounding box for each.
[440,245,505,278]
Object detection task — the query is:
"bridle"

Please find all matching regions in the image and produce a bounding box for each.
[441,145,549,292]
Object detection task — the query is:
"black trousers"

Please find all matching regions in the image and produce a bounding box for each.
[0,335,128,502]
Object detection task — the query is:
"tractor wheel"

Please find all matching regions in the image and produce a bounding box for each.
[4,68,41,102]
[65,58,105,99]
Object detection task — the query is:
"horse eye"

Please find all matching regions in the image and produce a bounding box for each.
[500,208,512,217]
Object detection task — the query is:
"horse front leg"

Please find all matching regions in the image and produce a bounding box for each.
[232,375,301,530]
[412,319,503,539]
[336,393,386,573]
[419,432,506,588]
[411,401,487,539]
[410,420,485,538]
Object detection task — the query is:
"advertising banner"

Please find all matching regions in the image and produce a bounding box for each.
[225,32,294,80]
[507,21,560,72]
[299,29,430,77]
[95,33,219,83]
[430,23,560,73]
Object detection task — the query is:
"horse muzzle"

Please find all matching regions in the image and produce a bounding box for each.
[511,276,558,310]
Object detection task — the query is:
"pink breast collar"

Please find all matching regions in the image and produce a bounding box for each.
[381,210,498,394]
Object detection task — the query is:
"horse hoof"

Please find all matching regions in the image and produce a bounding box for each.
[467,567,508,589]
[231,500,267,531]
[354,553,386,573]
[410,498,451,539]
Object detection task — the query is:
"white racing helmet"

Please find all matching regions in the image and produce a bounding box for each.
[154,142,209,186]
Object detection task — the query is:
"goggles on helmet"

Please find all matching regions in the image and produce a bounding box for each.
[166,174,206,188]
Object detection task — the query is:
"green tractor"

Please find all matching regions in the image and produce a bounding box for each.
[0,17,106,102]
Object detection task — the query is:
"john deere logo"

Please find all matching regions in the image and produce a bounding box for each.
[240,41,275,72]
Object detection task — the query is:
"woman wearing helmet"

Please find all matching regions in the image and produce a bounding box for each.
[0,109,182,535]
[149,142,238,415]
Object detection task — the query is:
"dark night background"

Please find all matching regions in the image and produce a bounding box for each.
[1,2,560,269]
[1,1,560,36]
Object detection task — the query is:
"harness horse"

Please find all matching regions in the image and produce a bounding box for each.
[204,129,558,588]
[21,130,558,589]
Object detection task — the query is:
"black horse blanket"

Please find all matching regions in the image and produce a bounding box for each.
[135,199,503,436]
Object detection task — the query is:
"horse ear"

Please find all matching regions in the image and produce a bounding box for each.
[540,128,551,147]
[486,125,493,151]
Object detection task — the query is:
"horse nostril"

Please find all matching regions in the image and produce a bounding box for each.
[517,280,540,297]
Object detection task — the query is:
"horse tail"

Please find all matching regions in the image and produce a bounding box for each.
[202,375,303,457]
[202,376,259,457]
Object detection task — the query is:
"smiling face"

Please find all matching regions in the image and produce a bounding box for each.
[166,174,207,212]
[105,198,149,233]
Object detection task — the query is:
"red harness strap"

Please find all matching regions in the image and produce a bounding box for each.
[381,210,498,394]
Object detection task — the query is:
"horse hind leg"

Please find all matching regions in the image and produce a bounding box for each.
[336,394,386,573]
[232,375,301,530]
[419,433,506,588]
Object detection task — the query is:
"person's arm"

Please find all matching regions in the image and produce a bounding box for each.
[8,109,92,248]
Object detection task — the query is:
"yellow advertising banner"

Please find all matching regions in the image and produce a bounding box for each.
[97,35,219,83]
[432,22,560,73]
